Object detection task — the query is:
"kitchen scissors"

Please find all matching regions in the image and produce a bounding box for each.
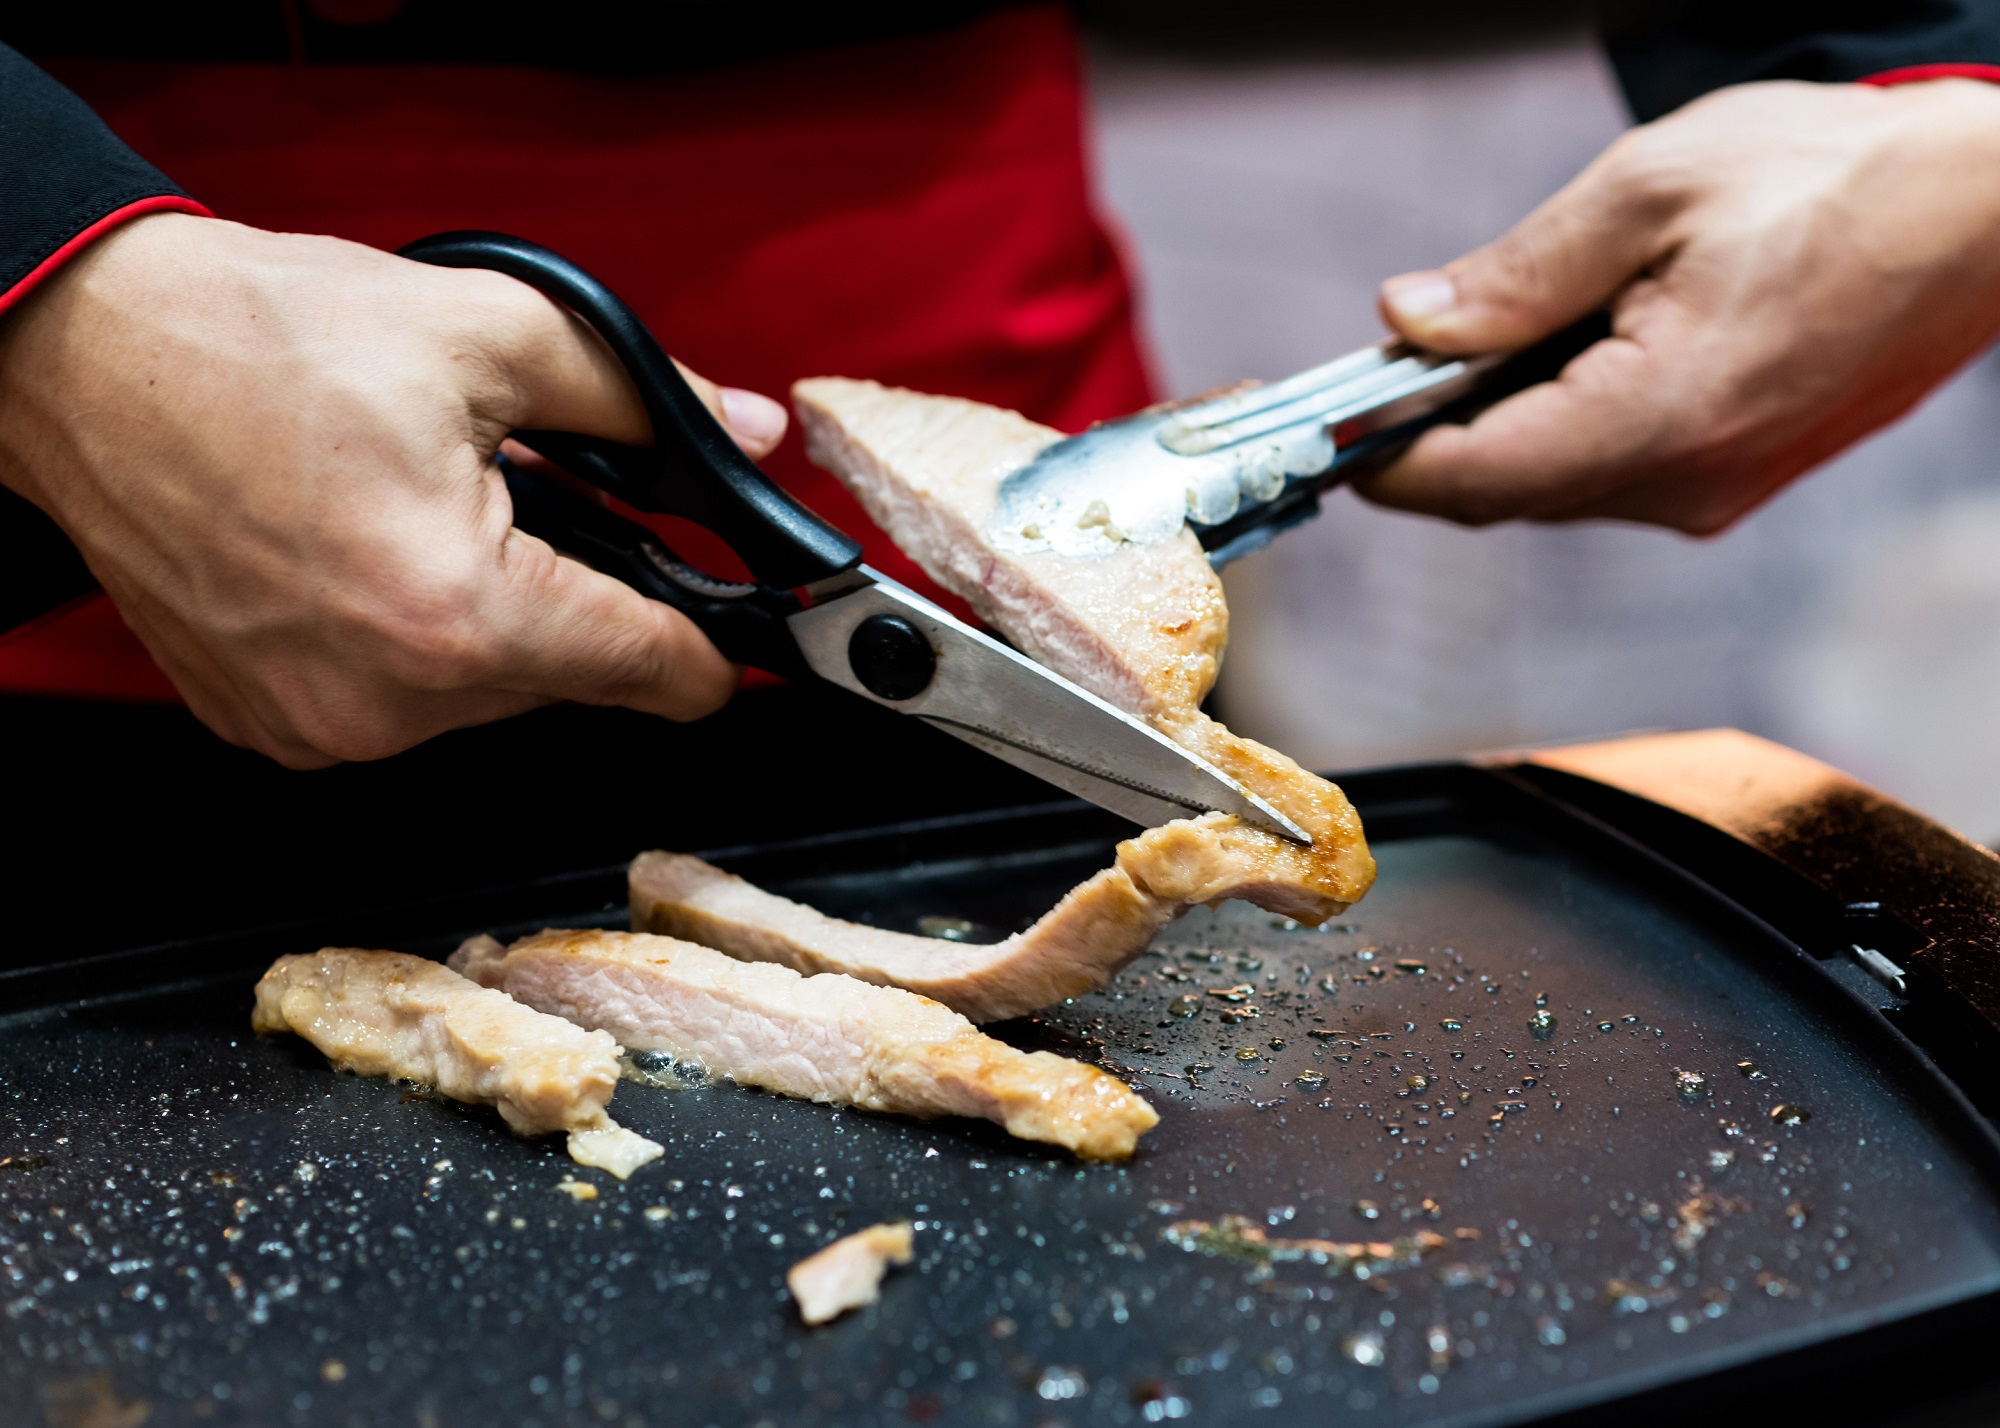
[402,232,1600,841]
[399,231,1310,842]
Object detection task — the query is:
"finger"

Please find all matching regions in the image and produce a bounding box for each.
[1378,133,1691,353]
[675,360,789,462]
[1351,331,1677,525]
[440,268,788,458]
[489,527,740,720]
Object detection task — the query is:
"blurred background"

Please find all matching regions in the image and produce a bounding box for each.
[1079,2,2000,845]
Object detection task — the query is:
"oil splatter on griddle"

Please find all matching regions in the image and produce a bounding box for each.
[4,752,2000,1428]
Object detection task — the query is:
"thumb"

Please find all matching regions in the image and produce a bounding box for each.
[1378,137,1688,353]
[448,267,790,459]
[673,360,790,463]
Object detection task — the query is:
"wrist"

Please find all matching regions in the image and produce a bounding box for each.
[0,211,218,510]
[0,198,210,327]
[1863,78,2000,274]
[1880,74,2000,165]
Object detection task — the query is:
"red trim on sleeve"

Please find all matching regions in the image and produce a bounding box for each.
[1861,63,2000,88]
[0,194,212,320]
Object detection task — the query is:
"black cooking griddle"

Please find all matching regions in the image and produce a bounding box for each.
[6,730,2000,1428]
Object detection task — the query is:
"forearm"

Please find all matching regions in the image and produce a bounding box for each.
[0,43,213,627]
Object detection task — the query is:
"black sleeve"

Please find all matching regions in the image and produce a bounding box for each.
[4,2,1005,73]
[0,42,194,302]
[0,44,200,633]
[1599,0,2000,121]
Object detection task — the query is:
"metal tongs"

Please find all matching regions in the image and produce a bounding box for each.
[399,232,1309,842]
[988,312,1611,566]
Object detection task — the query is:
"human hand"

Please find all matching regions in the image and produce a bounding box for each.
[0,213,789,767]
[1363,78,2000,533]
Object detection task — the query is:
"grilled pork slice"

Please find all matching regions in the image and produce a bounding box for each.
[450,928,1158,1161]
[630,814,1334,1023]
[788,1222,914,1325]
[797,380,1228,725]
[792,376,1374,918]
[252,949,663,1179]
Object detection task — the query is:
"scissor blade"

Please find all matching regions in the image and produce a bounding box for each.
[788,569,1310,843]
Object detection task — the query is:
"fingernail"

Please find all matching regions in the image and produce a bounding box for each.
[720,387,787,446]
[1382,271,1459,323]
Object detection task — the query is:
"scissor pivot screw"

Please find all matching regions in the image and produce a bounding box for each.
[849,614,936,701]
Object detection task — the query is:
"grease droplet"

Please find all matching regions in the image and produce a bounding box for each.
[1344,1331,1385,1368]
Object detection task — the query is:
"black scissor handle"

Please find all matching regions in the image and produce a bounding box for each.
[397,230,861,590]
[495,453,813,680]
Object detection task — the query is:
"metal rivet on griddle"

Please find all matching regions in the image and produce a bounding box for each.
[847,614,936,701]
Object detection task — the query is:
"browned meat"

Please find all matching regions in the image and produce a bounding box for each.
[795,380,1230,725]
[451,928,1159,1161]
[252,949,662,1178]
[629,849,1174,1023]
[630,811,1346,1023]
[787,1222,915,1325]
[611,380,1373,1021]
[793,375,1374,921]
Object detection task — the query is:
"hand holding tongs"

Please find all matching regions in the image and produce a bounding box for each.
[986,312,1611,567]
[398,232,1310,842]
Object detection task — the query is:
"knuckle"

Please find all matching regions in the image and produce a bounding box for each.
[1597,129,1695,221]
[406,621,510,689]
[580,616,673,704]
[271,694,407,765]
[1470,233,1554,306]
[417,268,557,405]
[464,271,562,355]
[266,740,343,772]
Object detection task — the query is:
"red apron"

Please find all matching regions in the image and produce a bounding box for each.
[0,5,1152,700]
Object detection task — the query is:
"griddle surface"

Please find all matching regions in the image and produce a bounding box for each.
[4,821,1999,1427]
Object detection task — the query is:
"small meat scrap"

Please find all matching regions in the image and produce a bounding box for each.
[788,1222,914,1325]
[452,929,1158,1161]
[252,949,662,1179]
[1162,1214,1448,1282]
